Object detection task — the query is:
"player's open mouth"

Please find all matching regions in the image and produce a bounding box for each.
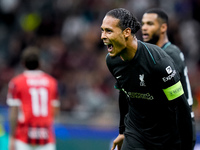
[142,33,149,40]
[107,44,113,52]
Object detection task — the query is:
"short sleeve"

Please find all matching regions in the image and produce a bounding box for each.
[7,80,21,106]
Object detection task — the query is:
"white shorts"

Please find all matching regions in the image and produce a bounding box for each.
[15,140,56,150]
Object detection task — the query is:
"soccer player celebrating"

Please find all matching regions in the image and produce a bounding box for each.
[141,8,196,149]
[101,8,193,150]
[7,47,60,150]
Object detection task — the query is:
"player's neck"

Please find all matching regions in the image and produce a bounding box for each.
[120,36,138,61]
[157,35,169,48]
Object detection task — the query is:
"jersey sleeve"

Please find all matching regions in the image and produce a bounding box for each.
[118,90,128,134]
[106,54,128,134]
[155,55,193,149]
[7,80,21,107]
[154,56,184,101]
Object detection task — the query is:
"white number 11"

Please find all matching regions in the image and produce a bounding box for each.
[29,87,48,117]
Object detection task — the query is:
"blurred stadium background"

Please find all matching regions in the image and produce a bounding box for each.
[0,0,200,149]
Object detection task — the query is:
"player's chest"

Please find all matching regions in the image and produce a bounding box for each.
[114,64,153,91]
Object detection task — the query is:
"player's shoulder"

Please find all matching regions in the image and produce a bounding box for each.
[139,41,165,54]
[165,43,185,61]
[42,72,57,83]
[10,73,26,83]
[139,41,170,62]
[165,43,181,54]
[168,43,180,50]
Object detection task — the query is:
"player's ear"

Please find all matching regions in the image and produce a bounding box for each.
[123,28,131,38]
[161,23,167,33]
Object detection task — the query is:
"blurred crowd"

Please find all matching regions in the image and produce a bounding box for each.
[0,0,200,126]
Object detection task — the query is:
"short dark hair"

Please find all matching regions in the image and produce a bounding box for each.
[145,8,168,25]
[21,46,40,70]
[106,8,141,34]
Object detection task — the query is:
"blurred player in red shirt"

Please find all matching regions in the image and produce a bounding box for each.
[7,46,60,150]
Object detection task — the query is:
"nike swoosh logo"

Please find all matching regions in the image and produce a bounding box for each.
[116,75,122,79]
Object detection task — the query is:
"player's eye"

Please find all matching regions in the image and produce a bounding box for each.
[106,29,112,33]
[147,22,154,25]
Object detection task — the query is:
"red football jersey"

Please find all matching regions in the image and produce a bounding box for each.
[7,70,59,145]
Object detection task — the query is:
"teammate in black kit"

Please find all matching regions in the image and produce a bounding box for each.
[141,8,196,149]
[101,8,193,150]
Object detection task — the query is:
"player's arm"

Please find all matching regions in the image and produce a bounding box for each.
[51,81,60,117]
[7,81,19,137]
[163,82,193,150]
[157,57,192,150]
[51,100,60,117]
[155,54,193,150]
[8,106,18,150]
[106,55,128,150]
[111,134,124,150]
[111,88,129,150]
[9,106,19,137]
[118,90,128,134]
[7,81,20,150]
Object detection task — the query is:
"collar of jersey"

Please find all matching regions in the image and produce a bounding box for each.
[24,70,44,76]
[161,42,171,50]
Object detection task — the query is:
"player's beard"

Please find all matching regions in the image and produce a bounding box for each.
[146,33,159,45]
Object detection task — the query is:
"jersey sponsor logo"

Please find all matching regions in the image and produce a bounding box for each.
[139,74,146,86]
[162,70,176,82]
[28,127,49,139]
[166,66,173,74]
[122,88,154,100]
